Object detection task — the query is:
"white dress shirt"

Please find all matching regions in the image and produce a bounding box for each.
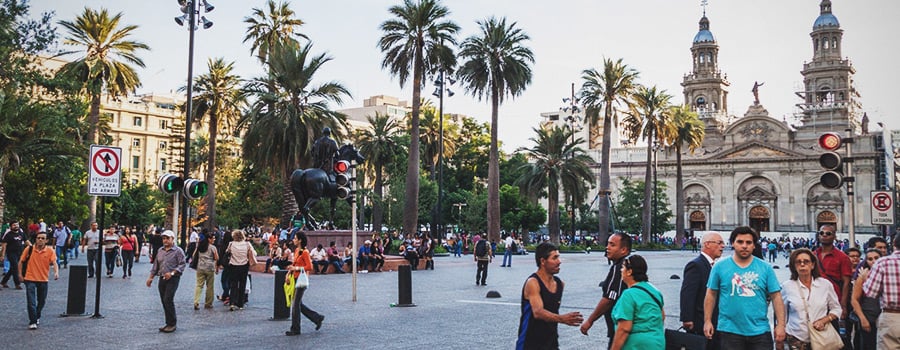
[781,276,842,342]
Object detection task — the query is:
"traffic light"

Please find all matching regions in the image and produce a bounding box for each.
[157,174,184,195]
[817,132,852,190]
[334,160,352,200]
[183,179,209,200]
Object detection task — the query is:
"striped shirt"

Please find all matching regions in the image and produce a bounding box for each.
[863,251,900,310]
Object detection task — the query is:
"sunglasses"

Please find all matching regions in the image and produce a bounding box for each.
[818,231,834,236]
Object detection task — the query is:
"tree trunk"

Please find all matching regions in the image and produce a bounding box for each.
[487,87,501,243]
[675,142,685,243]
[372,165,384,233]
[641,129,653,244]
[548,184,560,245]
[597,104,614,244]
[82,93,101,230]
[281,168,299,228]
[402,41,423,237]
[204,110,218,232]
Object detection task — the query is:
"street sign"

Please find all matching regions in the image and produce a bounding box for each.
[88,145,122,197]
[870,191,894,225]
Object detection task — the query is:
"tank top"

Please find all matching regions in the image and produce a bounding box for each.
[516,273,563,350]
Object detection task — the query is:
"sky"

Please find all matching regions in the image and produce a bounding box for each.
[28,0,900,153]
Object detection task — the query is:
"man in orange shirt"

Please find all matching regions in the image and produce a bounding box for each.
[19,231,59,330]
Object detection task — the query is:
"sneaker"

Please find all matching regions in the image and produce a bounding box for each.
[1,283,8,288]
[36,319,40,325]
[285,330,300,336]
[28,324,37,330]
[204,304,213,309]
[15,285,22,290]
[194,303,199,310]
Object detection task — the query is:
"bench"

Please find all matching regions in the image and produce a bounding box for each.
[252,255,428,274]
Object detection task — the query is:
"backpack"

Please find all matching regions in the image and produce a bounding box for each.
[475,240,488,258]
[510,241,518,253]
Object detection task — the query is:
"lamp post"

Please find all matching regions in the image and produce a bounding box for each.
[562,83,581,244]
[174,0,214,249]
[652,140,660,242]
[453,202,467,233]
[432,69,454,238]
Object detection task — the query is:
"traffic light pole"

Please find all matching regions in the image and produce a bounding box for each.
[845,128,856,248]
[351,165,358,302]
[172,194,180,234]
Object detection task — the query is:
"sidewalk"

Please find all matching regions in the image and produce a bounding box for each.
[0,250,793,349]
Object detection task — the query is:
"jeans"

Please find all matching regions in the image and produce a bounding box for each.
[194,269,215,306]
[121,250,134,276]
[56,246,68,267]
[502,249,512,266]
[718,331,773,350]
[358,256,369,271]
[312,260,329,274]
[229,264,249,307]
[25,281,48,324]
[330,259,344,273]
[86,249,98,277]
[157,275,180,327]
[220,266,231,299]
[476,260,489,284]
[70,240,79,259]
[1,251,22,286]
[290,286,322,333]
[104,250,117,275]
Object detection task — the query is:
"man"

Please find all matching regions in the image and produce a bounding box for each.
[38,218,47,235]
[310,243,329,274]
[502,234,514,267]
[1,222,31,289]
[81,222,101,278]
[19,231,59,329]
[580,232,632,348]
[358,240,371,272]
[474,234,493,286]
[52,221,70,269]
[516,243,583,349]
[680,232,725,350]
[704,226,785,349]
[862,235,900,350]
[186,228,199,263]
[311,127,338,178]
[814,224,852,320]
[146,230,186,333]
[69,225,82,260]
[148,229,163,263]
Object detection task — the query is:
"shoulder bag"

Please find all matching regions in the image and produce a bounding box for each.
[20,246,35,277]
[633,285,708,350]
[797,280,842,350]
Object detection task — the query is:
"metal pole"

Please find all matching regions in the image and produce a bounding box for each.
[437,70,444,240]
[172,194,179,232]
[569,83,576,245]
[351,166,358,302]
[653,143,659,242]
[91,196,104,319]
[179,0,197,251]
[846,128,856,248]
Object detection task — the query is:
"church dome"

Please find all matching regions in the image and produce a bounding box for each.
[694,30,715,43]
[813,13,840,29]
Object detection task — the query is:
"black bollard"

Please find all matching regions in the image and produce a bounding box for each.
[270,269,290,320]
[60,265,88,317]
[396,264,415,307]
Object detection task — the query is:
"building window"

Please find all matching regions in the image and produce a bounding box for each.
[132,138,141,147]
[159,141,167,149]
[159,120,168,130]
[133,116,143,126]
[132,156,140,169]
[160,158,167,171]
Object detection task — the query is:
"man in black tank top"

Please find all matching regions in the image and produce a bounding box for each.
[516,243,583,349]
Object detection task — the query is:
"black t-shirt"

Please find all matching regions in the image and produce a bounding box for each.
[517,273,563,349]
[2,229,28,254]
[602,256,628,338]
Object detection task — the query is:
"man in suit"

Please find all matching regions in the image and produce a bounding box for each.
[680,231,725,350]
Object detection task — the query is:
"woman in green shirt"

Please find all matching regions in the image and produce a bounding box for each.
[610,254,665,350]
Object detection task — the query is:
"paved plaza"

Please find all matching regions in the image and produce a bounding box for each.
[0,249,794,349]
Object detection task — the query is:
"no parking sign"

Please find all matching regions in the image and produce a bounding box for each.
[870,191,894,225]
[88,145,122,197]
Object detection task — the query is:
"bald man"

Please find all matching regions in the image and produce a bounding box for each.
[680,232,725,350]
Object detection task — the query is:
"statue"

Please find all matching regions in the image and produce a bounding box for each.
[861,113,869,135]
[311,127,339,178]
[290,144,365,230]
[751,81,764,105]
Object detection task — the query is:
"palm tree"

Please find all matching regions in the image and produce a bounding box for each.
[660,104,704,242]
[579,58,639,244]
[378,0,459,236]
[183,58,245,231]
[622,85,672,243]
[516,126,594,245]
[56,7,149,226]
[243,0,307,65]
[354,113,404,233]
[415,100,458,177]
[457,16,533,242]
[240,42,350,225]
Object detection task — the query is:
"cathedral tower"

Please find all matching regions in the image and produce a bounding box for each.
[795,0,861,137]
[681,5,730,145]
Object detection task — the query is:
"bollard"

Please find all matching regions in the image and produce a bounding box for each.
[396,264,415,307]
[60,265,88,317]
[270,269,290,320]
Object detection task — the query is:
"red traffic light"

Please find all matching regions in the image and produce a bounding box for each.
[334,160,350,173]
[818,132,842,151]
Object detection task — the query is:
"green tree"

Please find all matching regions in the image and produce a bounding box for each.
[516,126,594,245]
[622,85,672,242]
[108,182,164,227]
[183,58,245,231]
[615,178,672,239]
[579,58,640,244]
[660,104,704,241]
[354,112,404,233]
[457,16,534,242]
[56,7,148,226]
[240,42,349,225]
[378,0,458,237]
[243,0,307,65]
[417,100,458,177]
[216,164,282,228]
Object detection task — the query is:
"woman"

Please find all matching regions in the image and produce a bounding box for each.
[118,227,137,278]
[102,226,120,278]
[370,240,385,272]
[421,234,434,270]
[342,242,354,269]
[265,243,283,273]
[850,248,883,350]
[285,231,324,336]
[610,254,665,350]
[194,234,219,310]
[779,248,842,350]
[225,230,256,311]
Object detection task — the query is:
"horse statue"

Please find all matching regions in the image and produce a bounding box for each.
[290,143,364,230]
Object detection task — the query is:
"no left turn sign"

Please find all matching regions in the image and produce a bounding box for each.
[88,145,122,197]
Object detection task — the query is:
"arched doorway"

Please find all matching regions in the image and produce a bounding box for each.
[690,211,707,230]
[816,211,837,230]
[749,206,770,232]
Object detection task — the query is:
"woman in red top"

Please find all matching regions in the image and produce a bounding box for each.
[285,231,324,336]
[119,227,137,278]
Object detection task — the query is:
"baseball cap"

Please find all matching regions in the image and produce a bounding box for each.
[364,240,371,244]
[161,230,176,239]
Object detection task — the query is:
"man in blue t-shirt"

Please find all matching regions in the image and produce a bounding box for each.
[704,226,785,349]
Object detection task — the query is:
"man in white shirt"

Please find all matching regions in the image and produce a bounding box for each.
[501,234,515,267]
[81,222,101,278]
[310,244,329,274]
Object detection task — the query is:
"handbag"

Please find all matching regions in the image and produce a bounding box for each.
[665,328,707,350]
[295,267,309,289]
[797,281,842,350]
[189,250,199,270]
[284,273,296,307]
[115,252,123,267]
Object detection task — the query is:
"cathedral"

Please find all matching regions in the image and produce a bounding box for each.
[603,0,893,237]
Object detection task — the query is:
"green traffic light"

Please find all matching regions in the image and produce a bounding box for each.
[192,182,208,197]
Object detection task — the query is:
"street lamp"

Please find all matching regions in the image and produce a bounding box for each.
[432,69,454,238]
[453,202,467,233]
[561,83,581,244]
[652,140,661,242]
[174,0,214,249]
